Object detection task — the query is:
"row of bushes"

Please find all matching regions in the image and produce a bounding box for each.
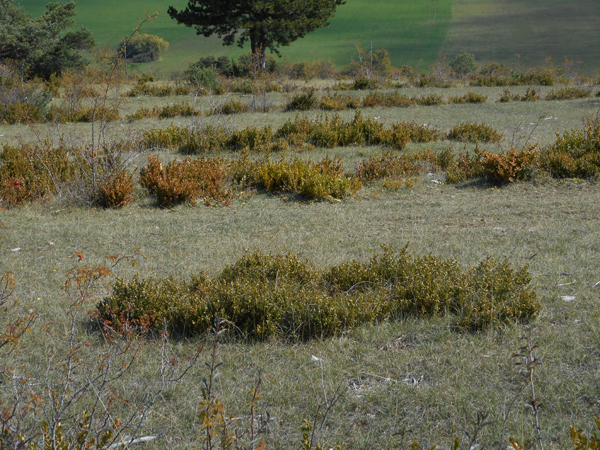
[447,116,600,183]
[2,117,599,208]
[143,113,444,153]
[96,246,539,339]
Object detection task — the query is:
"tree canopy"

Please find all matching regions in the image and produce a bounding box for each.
[0,0,94,79]
[168,0,345,69]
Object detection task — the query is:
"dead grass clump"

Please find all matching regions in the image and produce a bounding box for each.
[139,156,231,207]
[98,246,539,338]
[448,123,503,143]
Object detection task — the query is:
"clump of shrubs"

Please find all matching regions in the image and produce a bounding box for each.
[139,156,231,207]
[319,93,360,110]
[285,90,317,111]
[235,156,361,200]
[97,246,539,339]
[540,116,600,178]
[448,92,488,104]
[127,103,197,121]
[362,92,413,108]
[545,87,591,101]
[447,123,503,143]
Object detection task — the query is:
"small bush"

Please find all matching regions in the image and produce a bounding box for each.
[0,143,75,206]
[210,99,251,115]
[185,65,219,91]
[139,156,231,207]
[119,34,169,63]
[414,93,445,106]
[540,116,600,178]
[362,92,413,108]
[319,93,360,110]
[286,90,317,111]
[449,52,478,75]
[353,77,379,90]
[240,156,361,200]
[448,123,503,143]
[124,82,175,97]
[545,87,591,101]
[97,170,134,208]
[448,92,487,104]
[480,146,540,183]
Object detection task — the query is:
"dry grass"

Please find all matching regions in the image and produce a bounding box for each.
[2,82,600,449]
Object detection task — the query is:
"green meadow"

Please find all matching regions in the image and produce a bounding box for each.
[17,0,600,74]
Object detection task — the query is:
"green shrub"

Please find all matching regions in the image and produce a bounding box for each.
[448,92,487,104]
[319,93,360,110]
[0,143,75,206]
[448,123,503,143]
[545,87,591,101]
[362,92,413,108]
[185,65,219,91]
[414,93,445,106]
[98,247,539,338]
[353,77,379,90]
[286,90,317,111]
[119,34,169,63]
[540,117,600,178]
[240,156,361,200]
[449,52,478,75]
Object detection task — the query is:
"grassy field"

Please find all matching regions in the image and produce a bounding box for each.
[442,0,600,73]
[17,0,451,74]
[2,70,600,449]
[17,0,600,75]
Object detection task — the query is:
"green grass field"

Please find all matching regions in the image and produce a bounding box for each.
[17,0,600,74]
[442,0,600,72]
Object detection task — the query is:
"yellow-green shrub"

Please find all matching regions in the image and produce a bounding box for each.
[247,156,361,200]
[448,123,503,143]
[98,247,539,339]
[545,87,591,101]
[540,117,600,178]
[0,144,75,206]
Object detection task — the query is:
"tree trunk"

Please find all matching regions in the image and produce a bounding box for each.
[250,34,266,72]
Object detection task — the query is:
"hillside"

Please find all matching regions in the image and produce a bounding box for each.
[16,0,600,74]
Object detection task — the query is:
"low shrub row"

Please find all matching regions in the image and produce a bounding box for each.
[143,112,443,153]
[2,117,599,207]
[96,246,539,339]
